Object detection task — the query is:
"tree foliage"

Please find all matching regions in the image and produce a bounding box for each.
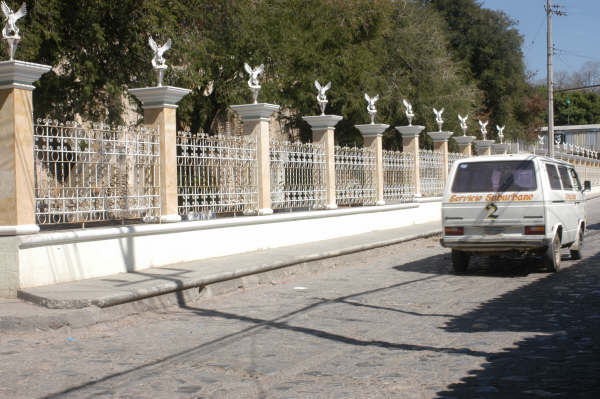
[9,0,531,147]
[426,0,530,140]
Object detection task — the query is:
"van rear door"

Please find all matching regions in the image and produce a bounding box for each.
[444,159,543,238]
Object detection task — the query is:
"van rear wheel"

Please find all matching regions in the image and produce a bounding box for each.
[544,234,561,272]
[570,227,584,260]
[451,250,470,274]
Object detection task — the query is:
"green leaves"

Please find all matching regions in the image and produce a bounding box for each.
[17,0,528,147]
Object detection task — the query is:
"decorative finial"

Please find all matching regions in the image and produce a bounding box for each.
[315,80,331,116]
[496,125,505,144]
[149,36,171,87]
[478,119,488,140]
[433,108,444,132]
[538,134,545,146]
[1,1,26,61]
[244,63,264,104]
[364,93,379,124]
[458,114,468,136]
[402,99,414,126]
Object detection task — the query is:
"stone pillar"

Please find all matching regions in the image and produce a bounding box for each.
[396,125,425,198]
[474,139,494,156]
[453,136,475,157]
[129,86,191,223]
[492,143,508,155]
[303,115,343,209]
[356,123,389,205]
[0,61,51,236]
[230,103,280,215]
[428,131,453,184]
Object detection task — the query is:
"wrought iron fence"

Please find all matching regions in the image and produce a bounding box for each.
[383,150,414,203]
[588,164,600,187]
[419,149,444,197]
[448,151,467,173]
[177,131,257,218]
[335,146,376,206]
[34,119,160,225]
[270,140,327,209]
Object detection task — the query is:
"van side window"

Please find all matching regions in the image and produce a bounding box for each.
[558,166,573,190]
[545,164,562,190]
[569,168,582,190]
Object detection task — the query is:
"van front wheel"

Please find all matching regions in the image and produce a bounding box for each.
[451,250,470,274]
[544,234,561,272]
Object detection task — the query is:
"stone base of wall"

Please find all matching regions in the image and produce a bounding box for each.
[0,201,441,297]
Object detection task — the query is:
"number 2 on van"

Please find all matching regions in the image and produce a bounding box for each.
[485,202,498,219]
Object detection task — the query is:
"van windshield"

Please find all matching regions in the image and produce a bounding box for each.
[451,160,537,193]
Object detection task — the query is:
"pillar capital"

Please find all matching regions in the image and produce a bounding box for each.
[453,135,476,146]
[427,131,453,143]
[230,103,280,121]
[395,125,425,138]
[355,123,389,138]
[128,86,191,109]
[303,115,343,131]
[0,60,51,91]
[474,139,495,156]
[454,136,476,157]
[492,143,508,154]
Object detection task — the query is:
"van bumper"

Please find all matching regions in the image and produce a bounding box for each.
[440,236,552,252]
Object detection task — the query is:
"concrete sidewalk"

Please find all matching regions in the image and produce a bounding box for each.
[0,220,441,333]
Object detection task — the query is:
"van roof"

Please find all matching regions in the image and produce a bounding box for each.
[456,153,573,167]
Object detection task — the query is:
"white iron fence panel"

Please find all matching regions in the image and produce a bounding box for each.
[177,132,257,218]
[34,119,160,225]
[419,149,444,197]
[448,151,467,173]
[383,150,414,203]
[335,146,376,206]
[270,140,327,209]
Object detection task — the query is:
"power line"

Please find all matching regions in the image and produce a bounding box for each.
[555,84,600,92]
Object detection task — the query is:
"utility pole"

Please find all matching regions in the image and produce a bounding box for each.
[546,0,566,157]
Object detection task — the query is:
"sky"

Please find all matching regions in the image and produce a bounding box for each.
[481,0,600,81]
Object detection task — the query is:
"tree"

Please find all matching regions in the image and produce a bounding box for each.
[425,0,530,141]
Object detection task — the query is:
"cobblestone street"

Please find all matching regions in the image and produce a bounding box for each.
[1,200,600,398]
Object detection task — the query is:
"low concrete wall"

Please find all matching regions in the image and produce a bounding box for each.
[0,201,441,295]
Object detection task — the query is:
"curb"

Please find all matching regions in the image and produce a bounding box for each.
[18,229,442,310]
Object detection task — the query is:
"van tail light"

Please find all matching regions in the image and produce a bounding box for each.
[445,226,464,236]
[525,226,545,235]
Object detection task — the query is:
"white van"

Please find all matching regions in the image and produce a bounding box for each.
[441,154,589,273]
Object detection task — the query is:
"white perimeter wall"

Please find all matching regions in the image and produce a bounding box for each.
[3,201,441,292]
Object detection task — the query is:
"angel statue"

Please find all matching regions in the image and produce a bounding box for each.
[1,1,26,60]
[365,93,379,124]
[496,125,505,143]
[149,36,171,86]
[315,80,331,115]
[244,63,264,104]
[458,114,468,136]
[478,120,488,140]
[433,107,444,132]
[402,99,414,126]
[537,134,545,146]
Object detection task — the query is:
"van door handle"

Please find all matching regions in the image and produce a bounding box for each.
[552,200,565,203]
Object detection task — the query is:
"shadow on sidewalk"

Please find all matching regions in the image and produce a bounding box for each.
[436,250,600,397]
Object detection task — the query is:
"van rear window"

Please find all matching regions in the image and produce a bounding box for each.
[452,160,537,193]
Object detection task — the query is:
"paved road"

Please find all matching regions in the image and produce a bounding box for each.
[2,198,600,398]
